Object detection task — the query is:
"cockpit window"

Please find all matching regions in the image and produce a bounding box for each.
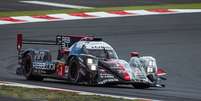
[87,49,118,59]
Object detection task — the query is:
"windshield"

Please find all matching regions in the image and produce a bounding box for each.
[87,49,118,59]
[129,57,143,69]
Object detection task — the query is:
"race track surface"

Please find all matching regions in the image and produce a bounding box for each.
[0,0,64,11]
[1,0,201,11]
[0,13,201,101]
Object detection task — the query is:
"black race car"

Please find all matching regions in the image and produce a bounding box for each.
[16,34,167,89]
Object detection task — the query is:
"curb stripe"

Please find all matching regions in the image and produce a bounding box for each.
[31,15,60,20]
[69,12,95,17]
[109,11,133,15]
[86,12,123,17]
[1,9,201,25]
[0,21,15,24]
[48,14,83,20]
[147,8,175,13]
[0,17,25,22]
[12,16,49,22]
[125,10,159,15]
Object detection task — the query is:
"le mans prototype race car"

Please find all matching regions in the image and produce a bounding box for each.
[16,34,167,89]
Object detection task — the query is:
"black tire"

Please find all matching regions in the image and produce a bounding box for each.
[23,54,44,81]
[147,74,157,82]
[68,58,82,83]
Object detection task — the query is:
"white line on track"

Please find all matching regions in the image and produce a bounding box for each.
[0,81,159,101]
[19,1,93,9]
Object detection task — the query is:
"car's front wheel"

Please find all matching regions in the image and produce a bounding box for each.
[68,58,82,84]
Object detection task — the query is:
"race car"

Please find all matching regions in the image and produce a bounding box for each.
[16,34,167,89]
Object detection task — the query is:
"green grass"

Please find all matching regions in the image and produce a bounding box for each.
[0,3,201,17]
[0,85,143,101]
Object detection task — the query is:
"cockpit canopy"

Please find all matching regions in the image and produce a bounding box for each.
[70,41,118,59]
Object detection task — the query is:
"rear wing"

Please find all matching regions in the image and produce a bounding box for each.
[16,34,102,51]
[17,34,56,51]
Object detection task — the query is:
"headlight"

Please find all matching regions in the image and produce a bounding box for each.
[87,58,97,71]
[147,67,153,73]
[90,65,97,71]
[87,58,93,64]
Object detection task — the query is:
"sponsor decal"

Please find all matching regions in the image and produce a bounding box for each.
[56,63,65,77]
[98,78,119,84]
[33,62,55,70]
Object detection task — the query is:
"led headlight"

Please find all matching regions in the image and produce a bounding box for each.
[87,58,97,71]
[90,65,97,71]
[147,67,153,73]
[87,58,93,64]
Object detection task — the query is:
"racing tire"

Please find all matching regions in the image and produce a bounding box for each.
[23,54,44,81]
[147,74,157,82]
[68,58,82,84]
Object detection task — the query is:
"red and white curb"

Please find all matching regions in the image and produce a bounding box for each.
[0,81,159,101]
[1,9,201,25]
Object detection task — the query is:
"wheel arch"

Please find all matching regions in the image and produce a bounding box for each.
[67,55,78,65]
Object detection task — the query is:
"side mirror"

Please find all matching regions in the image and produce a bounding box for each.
[157,67,167,76]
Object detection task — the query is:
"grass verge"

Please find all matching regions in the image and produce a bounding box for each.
[0,3,201,17]
[0,85,141,101]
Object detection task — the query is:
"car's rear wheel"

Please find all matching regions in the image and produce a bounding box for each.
[23,54,43,81]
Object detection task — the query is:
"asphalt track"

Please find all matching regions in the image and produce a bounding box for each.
[0,0,64,11]
[1,0,201,11]
[0,13,201,101]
